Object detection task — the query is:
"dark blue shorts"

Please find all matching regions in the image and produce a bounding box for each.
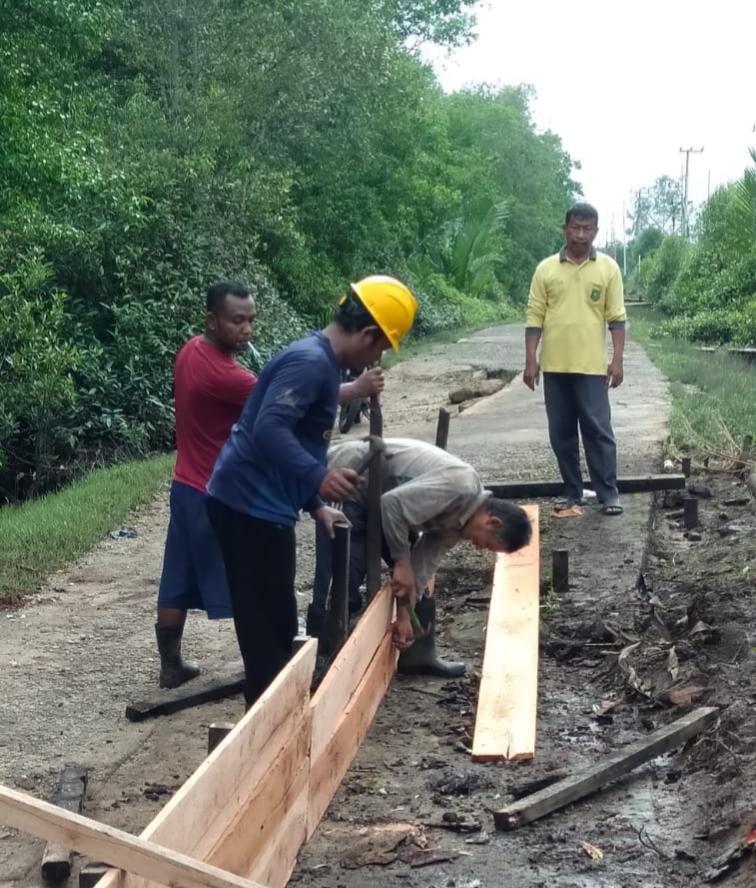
[158,481,232,619]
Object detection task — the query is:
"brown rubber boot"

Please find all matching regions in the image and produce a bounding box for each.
[155,624,201,689]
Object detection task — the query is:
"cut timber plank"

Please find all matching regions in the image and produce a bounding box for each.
[41,764,88,882]
[308,629,398,836]
[124,672,245,722]
[494,706,719,830]
[472,504,540,762]
[310,581,394,764]
[485,474,686,500]
[0,784,268,888]
[99,640,317,888]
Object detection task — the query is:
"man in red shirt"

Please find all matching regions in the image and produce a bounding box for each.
[156,280,384,689]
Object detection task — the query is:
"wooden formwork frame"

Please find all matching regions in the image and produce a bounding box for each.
[0,583,397,888]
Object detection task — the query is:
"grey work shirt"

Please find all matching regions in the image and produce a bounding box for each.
[327,437,490,594]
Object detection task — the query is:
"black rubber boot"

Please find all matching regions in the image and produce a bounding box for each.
[155,623,201,689]
[397,597,466,678]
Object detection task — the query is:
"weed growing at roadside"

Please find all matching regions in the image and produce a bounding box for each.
[0,454,173,602]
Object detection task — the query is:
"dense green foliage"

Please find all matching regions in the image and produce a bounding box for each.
[1,0,578,502]
[628,151,756,347]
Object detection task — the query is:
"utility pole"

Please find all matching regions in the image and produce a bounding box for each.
[679,146,704,239]
[622,199,627,275]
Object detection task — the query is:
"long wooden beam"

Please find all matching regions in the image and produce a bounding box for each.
[485,474,685,500]
[494,707,719,830]
[0,784,267,888]
[472,505,540,762]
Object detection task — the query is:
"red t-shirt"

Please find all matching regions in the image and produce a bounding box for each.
[173,336,257,492]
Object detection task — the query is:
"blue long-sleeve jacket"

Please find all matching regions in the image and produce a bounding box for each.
[207,332,340,524]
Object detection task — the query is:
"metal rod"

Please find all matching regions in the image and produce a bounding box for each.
[366,396,384,601]
[684,497,699,531]
[325,523,350,653]
[552,550,569,595]
[435,407,450,450]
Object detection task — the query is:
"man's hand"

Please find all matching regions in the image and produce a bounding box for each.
[313,506,349,538]
[607,359,624,389]
[523,358,540,391]
[318,467,359,501]
[390,558,416,608]
[391,607,415,651]
[350,366,384,399]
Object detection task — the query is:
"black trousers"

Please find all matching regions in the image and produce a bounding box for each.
[542,372,619,505]
[311,501,417,621]
[206,498,297,708]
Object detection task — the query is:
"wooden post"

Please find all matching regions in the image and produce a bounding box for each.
[684,497,699,530]
[366,396,384,602]
[41,765,88,883]
[324,523,350,654]
[435,408,450,451]
[736,435,753,474]
[551,550,569,595]
[681,456,692,478]
[207,724,234,756]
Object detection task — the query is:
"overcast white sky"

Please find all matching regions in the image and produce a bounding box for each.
[428,0,755,244]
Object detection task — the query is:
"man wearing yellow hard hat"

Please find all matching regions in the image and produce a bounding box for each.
[206,275,416,709]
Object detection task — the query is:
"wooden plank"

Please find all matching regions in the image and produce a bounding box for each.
[494,706,719,831]
[308,630,398,836]
[0,784,269,888]
[485,474,686,500]
[246,778,310,888]
[99,640,317,888]
[205,708,311,875]
[472,504,540,763]
[41,764,88,882]
[435,408,450,450]
[124,672,245,722]
[310,581,394,764]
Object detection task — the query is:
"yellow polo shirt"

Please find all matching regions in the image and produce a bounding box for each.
[525,247,626,375]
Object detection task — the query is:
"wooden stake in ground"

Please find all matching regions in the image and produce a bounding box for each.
[41,764,88,883]
[472,504,540,762]
[494,707,718,830]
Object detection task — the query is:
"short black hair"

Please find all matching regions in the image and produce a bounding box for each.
[565,203,599,226]
[333,290,380,335]
[206,281,252,315]
[486,498,533,553]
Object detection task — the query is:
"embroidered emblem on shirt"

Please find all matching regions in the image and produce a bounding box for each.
[590,288,601,302]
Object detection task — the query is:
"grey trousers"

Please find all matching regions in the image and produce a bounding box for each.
[543,372,619,505]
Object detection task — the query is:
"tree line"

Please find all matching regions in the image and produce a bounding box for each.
[0,0,578,503]
[624,152,756,346]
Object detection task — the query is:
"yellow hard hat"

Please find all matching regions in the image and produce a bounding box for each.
[349,275,417,351]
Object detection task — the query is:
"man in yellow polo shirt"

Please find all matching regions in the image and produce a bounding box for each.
[524,203,626,516]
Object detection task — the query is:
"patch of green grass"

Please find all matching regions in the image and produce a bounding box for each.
[0,454,174,603]
[630,310,756,454]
